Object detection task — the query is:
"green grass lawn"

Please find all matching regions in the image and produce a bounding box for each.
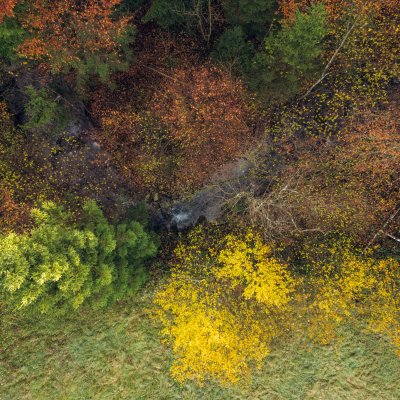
[1,282,400,400]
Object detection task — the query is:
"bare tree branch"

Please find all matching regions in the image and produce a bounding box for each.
[382,231,400,243]
[300,17,359,100]
[364,207,400,250]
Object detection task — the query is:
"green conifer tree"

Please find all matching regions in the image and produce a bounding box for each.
[0,201,157,315]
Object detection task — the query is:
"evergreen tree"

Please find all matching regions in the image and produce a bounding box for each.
[0,201,157,315]
[222,0,277,37]
[212,26,255,72]
[249,3,328,99]
[23,85,67,135]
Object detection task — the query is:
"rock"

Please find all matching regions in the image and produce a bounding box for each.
[154,157,254,231]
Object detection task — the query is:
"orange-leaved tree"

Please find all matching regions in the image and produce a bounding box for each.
[151,65,255,192]
[92,64,255,195]
[17,0,134,86]
[0,0,18,23]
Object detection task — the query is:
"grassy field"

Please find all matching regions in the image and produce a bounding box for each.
[1,281,400,400]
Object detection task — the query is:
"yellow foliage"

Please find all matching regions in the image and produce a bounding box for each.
[154,229,400,384]
[306,240,400,348]
[216,232,294,308]
[153,228,295,384]
[366,258,400,355]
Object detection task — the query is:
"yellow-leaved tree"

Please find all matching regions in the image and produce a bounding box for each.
[304,239,400,349]
[153,228,295,384]
[364,257,400,354]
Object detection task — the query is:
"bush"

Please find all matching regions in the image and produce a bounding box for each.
[23,85,67,135]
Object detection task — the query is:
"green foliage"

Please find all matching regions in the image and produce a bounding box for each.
[23,85,67,134]
[0,200,157,315]
[267,4,327,76]
[127,201,151,228]
[0,17,25,61]
[249,3,328,99]
[212,26,254,72]
[72,25,136,90]
[222,0,277,36]
[143,0,192,30]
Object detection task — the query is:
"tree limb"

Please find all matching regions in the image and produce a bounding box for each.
[300,17,359,100]
[364,207,400,251]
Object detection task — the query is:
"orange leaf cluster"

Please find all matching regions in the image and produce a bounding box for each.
[151,65,254,191]
[0,188,31,234]
[92,64,255,195]
[337,102,400,217]
[18,0,129,69]
[0,0,17,23]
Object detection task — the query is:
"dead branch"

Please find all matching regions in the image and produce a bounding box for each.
[301,17,359,100]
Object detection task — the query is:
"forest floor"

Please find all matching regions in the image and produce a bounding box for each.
[1,277,400,400]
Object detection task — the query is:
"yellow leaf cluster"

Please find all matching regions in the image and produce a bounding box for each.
[306,240,400,347]
[216,232,294,308]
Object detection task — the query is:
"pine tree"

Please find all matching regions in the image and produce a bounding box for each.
[0,201,157,315]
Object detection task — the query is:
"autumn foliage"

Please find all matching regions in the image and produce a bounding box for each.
[0,0,17,23]
[279,0,400,21]
[301,102,400,241]
[16,0,132,82]
[255,99,400,244]
[154,229,400,384]
[153,228,295,384]
[0,103,31,233]
[92,64,254,194]
[151,65,254,190]
[0,188,31,234]
[0,104,124,222]
[1,0,400,391]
